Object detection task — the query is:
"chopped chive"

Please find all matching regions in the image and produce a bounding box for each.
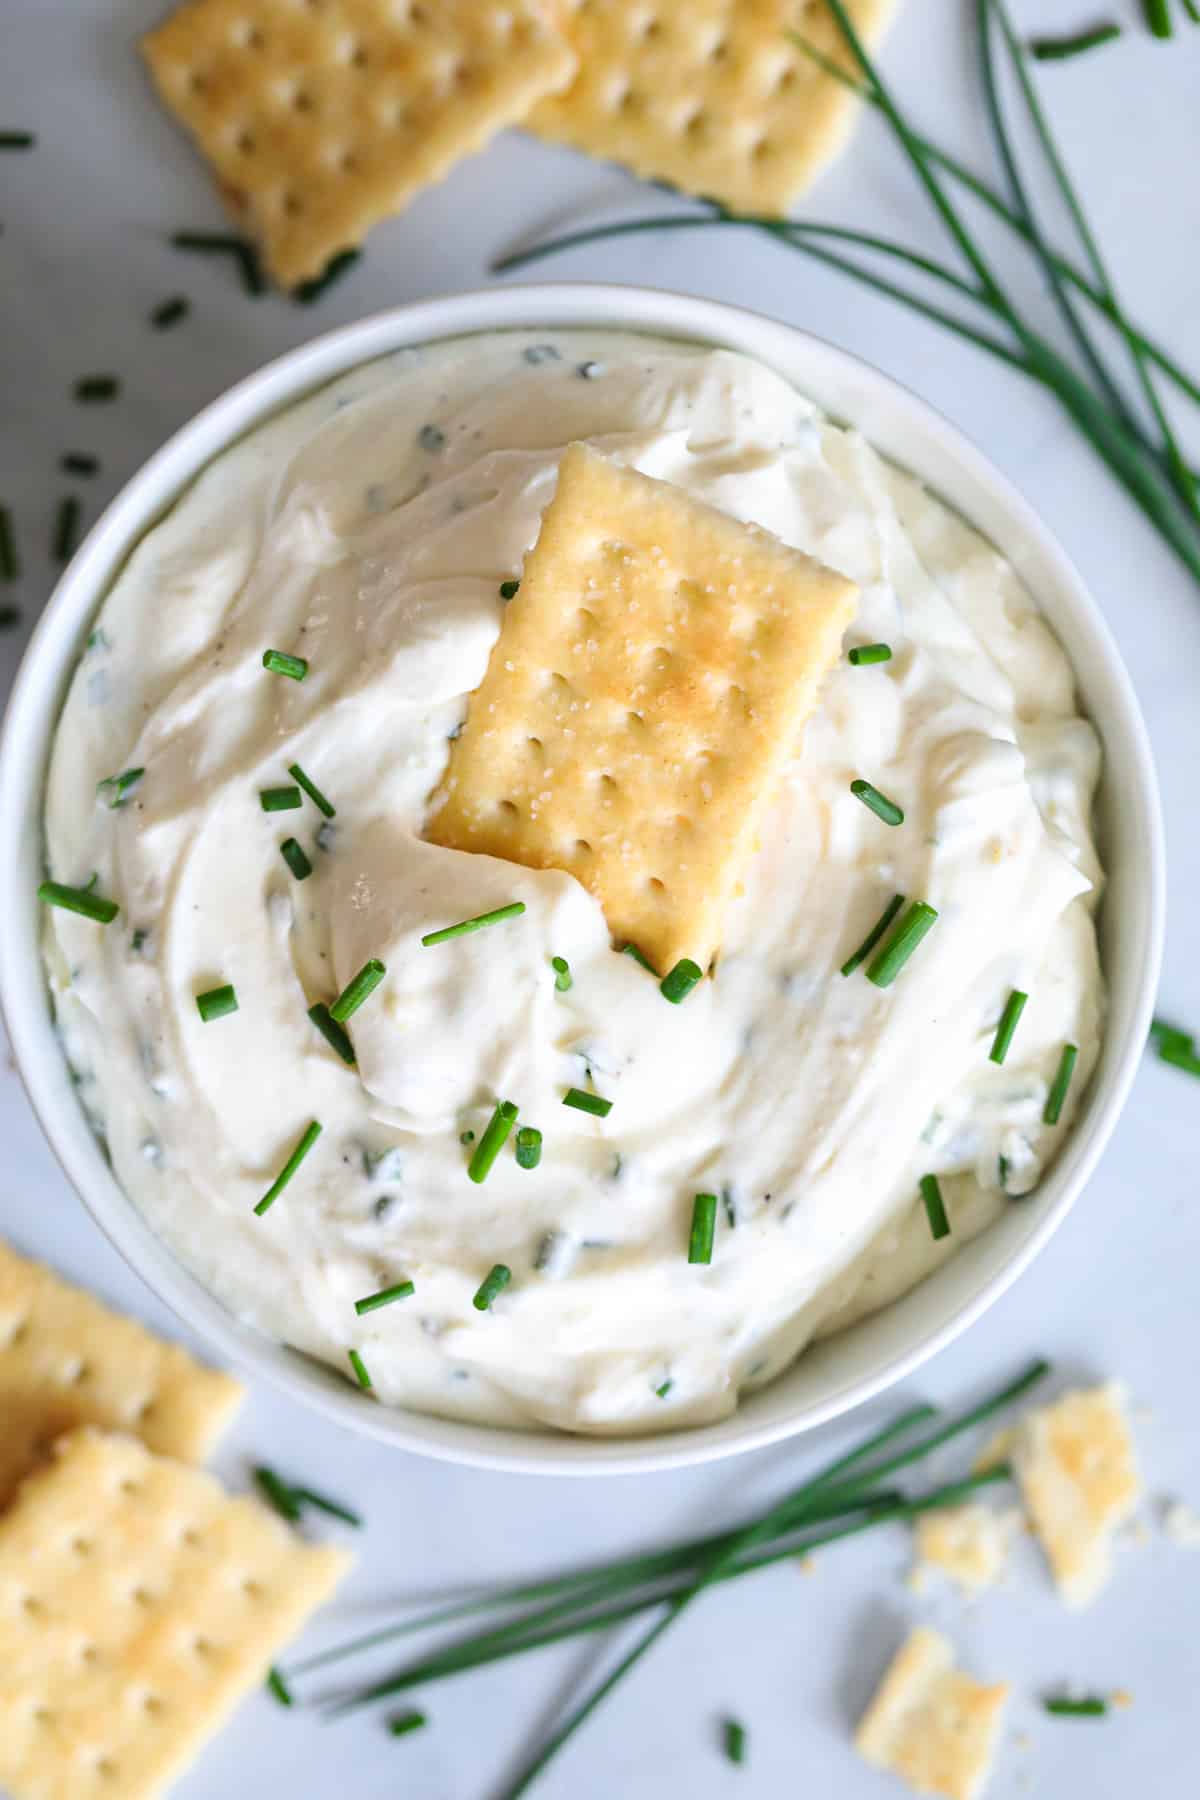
[1029,24,1121,59]
[254,1465,301,1522]
[308,1003,356,1065]
[551,955,572,992]
[0,504,18,580]
[1148,1016,1200,1076]
[292,1486,363,1528]
[280,837,313,880]
[60,453,99,477]
[1044,1695,1108,1716]
[473,1264,512,1311]
[0,605,20,629]
[421,900,526,946]
[1142,0,1172,38]
[850,777,904,827]
[468,1101,519,1182]
[840,894,905,978]
[348,1348,373,1390]
[293,248,362,304]
[73,375,119,403]
[848,642,892,665]
[262,648,308,680]
[150,295,190,330]
[919,1173,950,1241]
[196,984,238,1023]
[866,901,938,988]
[96,767,144,809]
[260,785,302,812]
[499,579,521,600]
[1043,1043,1079,1124]
[515,1127,542,1170]
[655,1379,673,1399]
[660,958,703,1004]
[53,496,81,563]
[171,231,265,296]
[355,1281,415,1315]
[460,1130,475,1145]
[0,130,34,149]
[563,1087,612,1118]
[388,1708,428,1737]
[622,942,656,973]
[38,880,119,924]
[722,1718,747,1766]
[688,1192,718,1265]
[288,762,335,817]
[989,989,1028,1064]
[330,958,386,1023]
[266,1666,293,1706]
[254,1120,322,1216]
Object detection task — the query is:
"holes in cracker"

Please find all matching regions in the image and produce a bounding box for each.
[21,1593,45,1618]
[234,129,256,156]
[70,1537,93,1558]
[143,1693,166,1717]
[572,838,594,859]
[497,799,520,820]
[95,1757,119,1781]
[282,192,305,217]
[646,876,667,895]
[129,1586,155,1610]
[4,1315,30,1347]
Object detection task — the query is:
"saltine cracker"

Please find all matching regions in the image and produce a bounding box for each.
[856,1626,1010,1800]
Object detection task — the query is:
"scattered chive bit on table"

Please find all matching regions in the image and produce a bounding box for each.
[622,942,656,973]
[473,1264,512,1311]
[0,503,19,580]
[1142,0,1173,37]
[1029,23,1122,58]
[354,1281,416,1316]
[293,248,362,305]
[288,761,335,817]
[260,785,302,813]
[499,578,521,599]
[919,1173,951,1241]
[0,605,20,630]
[866,901,939,988]
[262,648,308,680]
[253,1120,322,1216]
[388,1709,428,1738]
[551,955,572,992]
[468,1101,519,1183]
[37,880,119,924]
[307,1003,356,1065]
[280,837,313,881]
[253,1466,301,1523]
[848,642,892,665]
[421,900,526,946]
[1044,1695,1108,1717]
[53,496,81,563]
[660,957,703,1004]
[0,130,35,148]
[195,984,238,1023]
[688,1192,718,1265]
[1043,1042,1079,1123]
[850,777,904,827]
[265,1666,294,1707]
[170,230,265,296]
[150,295,190,330]
[330,958,387,1023]
[722,1717,748,1766]
[348,1348,373,1390]
[73,375,119,403]
[292,1485,363,1528]
[515,1127,542,1170]
[562,1087,612,1118]
[841,894,906,978]
[988,989,1028,1064]
[1148,1016,1200,1076]
[96,766,144,809]
[60,453,99,477]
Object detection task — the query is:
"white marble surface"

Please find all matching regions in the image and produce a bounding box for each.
[2,4,1199,1796]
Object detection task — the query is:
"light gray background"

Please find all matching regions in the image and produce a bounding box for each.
[2,4,1198,1796]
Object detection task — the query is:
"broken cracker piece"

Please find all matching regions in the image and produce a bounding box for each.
[427,443,856,973]
[0,1429,350,1800]
[142,0,575,287]
[912,1503,1019,1596]
[856,1626,1010,1800]
[526,0,897,216]
[0,1238,243,1506]
[1012,1382,1142,1608]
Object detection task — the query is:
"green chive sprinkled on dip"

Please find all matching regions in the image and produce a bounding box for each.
[468,1101,518,1182]
[850,777,904,827]
[38,880,119,924]
[266,1667,293,1707]
[195,984,238,1023]
[1043,1043,1079,1124]
[150,296,190,330]
[563,1087,612,1118]
[288,761,335,816]
[499,579,520,599]
[355,1281,415,1315]
[307,1003,356,1064]
[688,1193,718,1264]
[655,1379,673,1399]
[919,1173,950,1240]
[866,901,938,988]
[1043,1695,1108,1716]
[551,955,572,991]
[841,893,905,978]
[660,957,703,1004]
[260,785,302,812]
[515,1127,542,1170]
[723,1718,748,1765]
[254,1120,322,1216]
[989,989,1028,1065]
[388,1709,428,1738]
[97,767,144,809]
[622,942,656,973]
[421,900,526,946]
[280,837,313,880]
[473,1264,512,1311]
[262,648,308,680]
[53,496,81,564]
[348,1348,373,1390]
[848,642,892,665]
[330,958,386,1023]
[73,375,119,403]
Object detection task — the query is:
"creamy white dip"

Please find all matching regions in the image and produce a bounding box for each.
[42,331,1104,1433]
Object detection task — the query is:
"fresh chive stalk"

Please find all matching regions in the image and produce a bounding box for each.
[38,880,119,924]
[1029,24,1121,58]
[280,837,312,880]
[292,1486,363,1528]
[468,1101,518,1182]
[841,894,905,978]
[254,1466,302,1522]
[722,1718,747,1765]
[388,1709,428,1737]
[688,1193,718,1265]
[262,649,308,680]
[308,1002,356,1065]
[196,984,238,1023]
[515,1127,542,1170]
[421,901,526,946]
[989,988,1028,1064]
[330,959,386,1023]
[1143,0,1172,36]
[254,1121,322,1216]
[260,785,301,812]
[355,1281,415,1315]
[1044,1695,1108,1716]
[473,1264,512,1311]
[866,901,938,987]
[919,1174,951,1240]
[660,958,703,1004]
[562,1087,612,1118]
[348,1349,372,1390]
[97,767,144,808]
[848,642,892,665]
[1043,1042,1079,1123]
[551,955,572,991]
[288,762,335,817]
[850,777,904,827]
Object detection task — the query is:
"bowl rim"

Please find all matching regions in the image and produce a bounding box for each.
[0,281,1165,1477]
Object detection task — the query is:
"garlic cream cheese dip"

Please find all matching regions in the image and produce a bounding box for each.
[41,331,1104,1434]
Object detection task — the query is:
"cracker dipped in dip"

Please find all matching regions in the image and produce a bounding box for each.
[41,331,1103,1433]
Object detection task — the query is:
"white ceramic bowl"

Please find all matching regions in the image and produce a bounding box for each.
[0,285,1164,1476]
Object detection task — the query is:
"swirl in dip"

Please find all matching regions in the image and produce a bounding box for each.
[41,331,1104,1434]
